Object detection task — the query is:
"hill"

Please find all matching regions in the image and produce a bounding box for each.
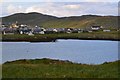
[2,58,119,78]
[1,12,118,29]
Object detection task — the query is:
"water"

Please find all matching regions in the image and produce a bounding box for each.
[2,40,119,64]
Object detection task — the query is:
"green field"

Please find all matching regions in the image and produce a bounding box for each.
[2,31,119,42]
[2,58,119,78]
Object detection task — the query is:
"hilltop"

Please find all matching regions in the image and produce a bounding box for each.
[1,12,118,29]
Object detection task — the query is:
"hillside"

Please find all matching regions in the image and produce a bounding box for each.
[1,12,118,29]
[2,58,119,78]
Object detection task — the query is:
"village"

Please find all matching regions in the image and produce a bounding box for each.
[0,21,115,35]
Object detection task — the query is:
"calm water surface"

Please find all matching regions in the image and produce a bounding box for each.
[2,40,119,64]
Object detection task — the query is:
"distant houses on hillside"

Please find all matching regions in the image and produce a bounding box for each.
[0,22,116,35]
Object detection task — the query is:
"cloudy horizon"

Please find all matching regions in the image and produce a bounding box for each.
[1,1,119,17]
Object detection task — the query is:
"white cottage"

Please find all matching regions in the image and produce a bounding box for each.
[91,26,102,31]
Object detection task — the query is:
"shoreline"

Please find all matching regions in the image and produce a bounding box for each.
[1,32,119,42]
[1,38,120,42]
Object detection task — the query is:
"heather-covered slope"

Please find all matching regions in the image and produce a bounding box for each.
[1,12,118,29]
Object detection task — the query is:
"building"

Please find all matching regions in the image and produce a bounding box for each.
[33,26,41,34]
[53,28,58,33]
[91,26,102,31]
[56,28,66,33]
[3,27,17,35]
[45,28,54,34]
[10,21,19,28]
[65,28,73,33]
[103,29,111,32]
[19,26,31,34]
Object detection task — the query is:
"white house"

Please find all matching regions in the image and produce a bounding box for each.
[39,31,45,34]
[103,29,111,32]
[20,31,23,34]
[91,26,102,31]
[53,28,58,32]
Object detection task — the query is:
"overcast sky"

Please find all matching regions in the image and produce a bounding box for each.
[1,0,119,17]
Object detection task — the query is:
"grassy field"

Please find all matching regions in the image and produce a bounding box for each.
[1,31,119,42]
[2,58,119,78]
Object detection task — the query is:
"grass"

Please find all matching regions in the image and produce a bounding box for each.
[2,58,119,78]
[1,31,119,42]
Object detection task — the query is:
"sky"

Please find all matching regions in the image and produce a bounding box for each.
[0,0,120,17]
